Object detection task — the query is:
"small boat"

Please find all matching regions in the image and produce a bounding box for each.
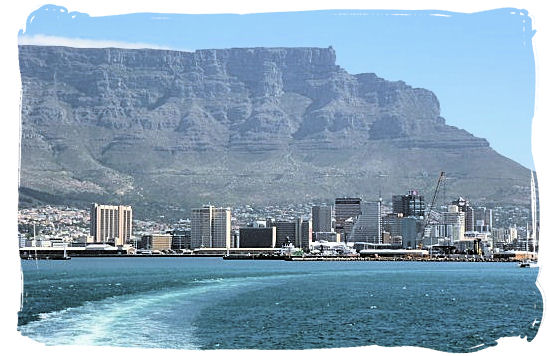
[518,260,538,268]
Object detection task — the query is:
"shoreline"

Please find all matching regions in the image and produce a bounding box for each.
[19,254,524,262]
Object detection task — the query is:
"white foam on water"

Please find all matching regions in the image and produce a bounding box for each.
[20,272,311,349]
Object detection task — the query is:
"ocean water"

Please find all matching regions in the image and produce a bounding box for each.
[18,258,542,352]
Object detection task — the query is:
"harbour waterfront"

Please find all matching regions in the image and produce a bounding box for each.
[18,258,541,351]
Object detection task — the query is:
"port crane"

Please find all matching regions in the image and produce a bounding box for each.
[418,171,446,250]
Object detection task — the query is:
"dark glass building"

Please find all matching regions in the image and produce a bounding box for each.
[392,191,425,217]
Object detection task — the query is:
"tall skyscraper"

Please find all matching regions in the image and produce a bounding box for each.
[443,205,466,241]
[474,207,493,233]
[191,206,231,249]
[452,197,474,232]
[349,201,381,243]
[299,219,312,250]
[90,204,132,246]
[335,197,362,242]
[191,206,213,248]
[312,205,333,233]
[392,191,425,217]
[382,213,403,239]
[401,216,419,249]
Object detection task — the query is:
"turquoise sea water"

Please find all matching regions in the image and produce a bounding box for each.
[18,258,542,351]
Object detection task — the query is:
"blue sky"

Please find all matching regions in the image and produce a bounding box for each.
[18,5,536,169]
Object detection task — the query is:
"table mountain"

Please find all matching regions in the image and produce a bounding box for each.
[18,45,530,218]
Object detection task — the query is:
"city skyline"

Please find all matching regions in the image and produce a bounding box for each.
[8,2,547,354]
[18,184,536,244]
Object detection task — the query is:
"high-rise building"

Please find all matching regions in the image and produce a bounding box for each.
[452,197,474,232]
[299,219,312,250]
[335,198,362,242]
[509,226,518,242]
[474,207,493,233]
[191,206,231,249]
[191,206,213,248]
[312,205,333,233]
[443,205,466,241]
[212,208,231,248]
[382,213,403,238]
[429,223,458,245]
[90,204,132,246]
[392,191,425,217]
[401,216,419,249]
[349,201,381,243]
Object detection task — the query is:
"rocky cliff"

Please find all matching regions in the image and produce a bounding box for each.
[18,45,530,218]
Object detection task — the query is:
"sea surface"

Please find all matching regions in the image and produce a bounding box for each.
[18,258,542,352]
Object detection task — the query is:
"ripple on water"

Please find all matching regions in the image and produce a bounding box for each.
[19,259,542,351]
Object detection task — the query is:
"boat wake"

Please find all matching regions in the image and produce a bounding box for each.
[18,272,312,348]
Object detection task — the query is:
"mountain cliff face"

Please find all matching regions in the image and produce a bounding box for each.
[18,45,530,217]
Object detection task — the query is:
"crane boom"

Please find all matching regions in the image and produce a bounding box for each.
[422,171,446,239]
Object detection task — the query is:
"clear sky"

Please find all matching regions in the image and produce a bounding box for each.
[18,5,536,169]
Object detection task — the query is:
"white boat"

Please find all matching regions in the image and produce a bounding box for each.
[279,242,302,256]
[518,260,538,268]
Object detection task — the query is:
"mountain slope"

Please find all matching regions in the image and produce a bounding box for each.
[18,45,530,218]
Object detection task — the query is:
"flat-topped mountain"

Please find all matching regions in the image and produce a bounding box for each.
[18,45,530,218]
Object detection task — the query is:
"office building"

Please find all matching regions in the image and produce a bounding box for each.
[509,226,518,242]
[212,208,231,248]
[191,206,231,249]
[299,219,312,250]
[392,191,425,217]
[239,227,276,248]
[270,220,298,248]
[401,216,420,249]
[90,204,132,246]
[443,205,466,241]
[428,223,457,245]
[312,205,333,232]
[474,207,493,233]
[452,197,474,232]
[348,201,381,244]
[141,233,172,251]
[170,229,191,250]
[382,213,403,238]
[268,218,311,249]
[335,197,362,241]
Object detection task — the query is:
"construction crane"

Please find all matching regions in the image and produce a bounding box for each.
[419,171,446,249]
